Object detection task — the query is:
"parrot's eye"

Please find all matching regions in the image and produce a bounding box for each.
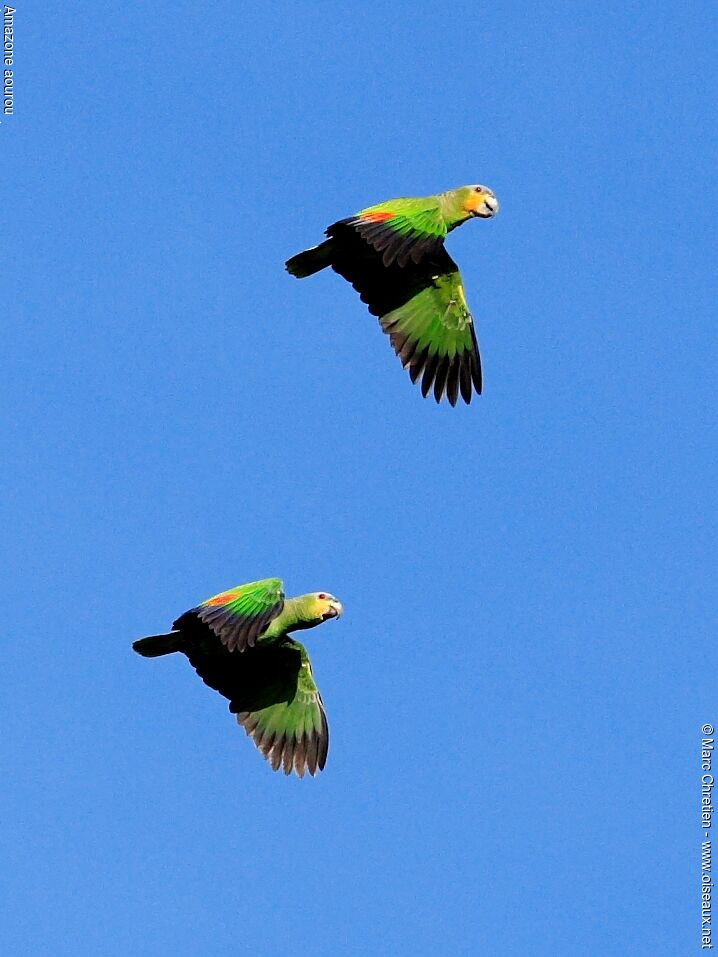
[475,185,484,193]
[318,593,327,600]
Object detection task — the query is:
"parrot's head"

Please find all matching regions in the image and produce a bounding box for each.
[461,184,499,219]
[310,592,344,623]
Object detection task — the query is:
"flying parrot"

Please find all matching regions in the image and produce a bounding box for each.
[286,185,499,405]
[132,578,343,778]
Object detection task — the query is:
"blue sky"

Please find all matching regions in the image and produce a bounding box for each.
[3,3,715,954]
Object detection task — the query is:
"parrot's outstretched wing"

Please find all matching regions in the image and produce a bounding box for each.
[341,199,447,269]
[186,639,328,778]
[327,224,482,404]
[174,578,285,653]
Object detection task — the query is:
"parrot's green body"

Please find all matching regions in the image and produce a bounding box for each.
[286,185,499,405]
[133,579,343,778]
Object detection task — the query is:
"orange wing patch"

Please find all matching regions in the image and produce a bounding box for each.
[205,592,237,606]
[360,211,396,223]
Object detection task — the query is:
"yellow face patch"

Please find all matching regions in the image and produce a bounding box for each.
[464,189,491,213]
[313,595,331,617]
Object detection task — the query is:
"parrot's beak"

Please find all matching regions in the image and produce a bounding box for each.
[324,599,343,620]
[473,193,499,218]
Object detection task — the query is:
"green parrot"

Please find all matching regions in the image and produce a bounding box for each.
[286,185,499,405]
[132,578,343,778]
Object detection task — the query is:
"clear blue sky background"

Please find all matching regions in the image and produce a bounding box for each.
[3,3,715,955]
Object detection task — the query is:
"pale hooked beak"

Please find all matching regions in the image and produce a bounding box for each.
[475,193,499,218]
[324,599,343,620]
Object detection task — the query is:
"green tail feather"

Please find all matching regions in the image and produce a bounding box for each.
[132,632,184,657]
[286,239,333,278]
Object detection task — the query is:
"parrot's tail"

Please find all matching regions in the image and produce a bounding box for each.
[132,632,184,657]
[285,239,333,278]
